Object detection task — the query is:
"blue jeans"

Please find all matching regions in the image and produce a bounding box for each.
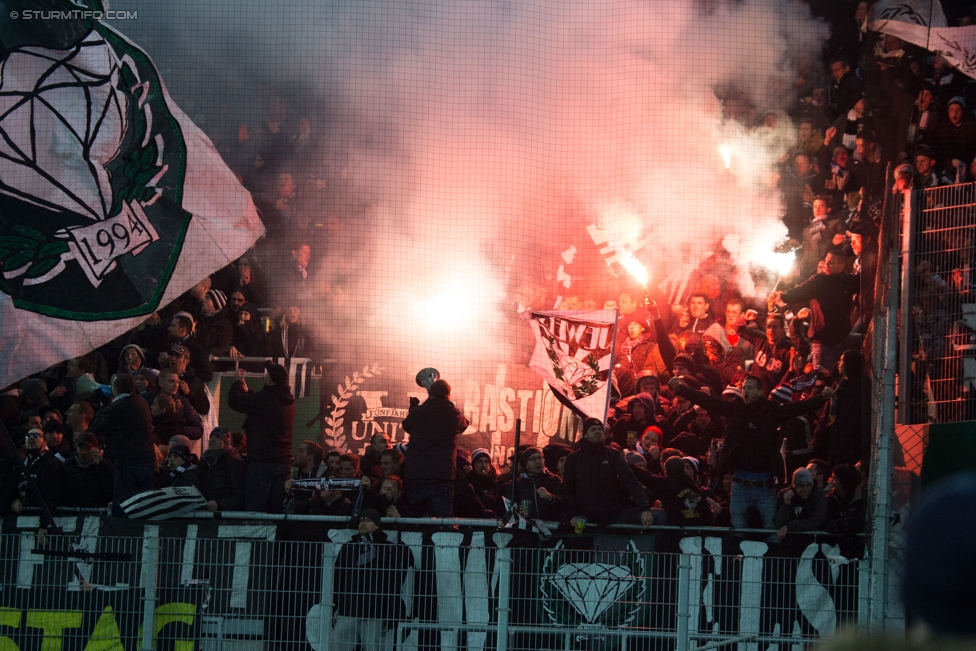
[113,463,156,517]
[729,481,777,532]
[245,463,292,513]
[404,479,454,517]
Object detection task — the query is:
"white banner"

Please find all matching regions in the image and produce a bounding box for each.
[527,309,617,420]
[0,18,263,388]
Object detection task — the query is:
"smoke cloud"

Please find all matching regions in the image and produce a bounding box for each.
[115,0,828,377]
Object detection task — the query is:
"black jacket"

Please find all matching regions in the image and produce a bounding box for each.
[675,385,828,482]
[401,397,469,481]
[199,449,247,511]
[333,530,413,622]
[500,471,563,521]
[90,395,157,467]
[562,438,650,525]
[228,381,296,465]
[780,273,860,346]
[61,457,115,508]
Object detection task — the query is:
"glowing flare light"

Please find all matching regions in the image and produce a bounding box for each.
[621,255,649,287]
[768,250,796,277]
[719,140,732,169]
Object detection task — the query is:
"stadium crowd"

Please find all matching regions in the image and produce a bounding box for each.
[2,1,975,553]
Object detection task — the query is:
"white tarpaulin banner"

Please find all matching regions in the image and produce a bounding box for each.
[868,0,976,80]
[527,309,617,420]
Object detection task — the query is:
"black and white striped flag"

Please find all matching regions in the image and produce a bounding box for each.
[269,357,316,399]
[120,486,208,520]
[501,497,552,539]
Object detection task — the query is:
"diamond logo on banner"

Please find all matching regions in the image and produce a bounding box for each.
[551,562,636,623]
[539,540,648,628]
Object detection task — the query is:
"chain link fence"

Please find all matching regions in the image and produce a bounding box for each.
[0,523,865,651]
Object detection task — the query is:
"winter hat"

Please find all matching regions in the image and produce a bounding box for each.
[169,434,192,449]
[722,384,743,400]
[581,417,605,434]
[635,371,660,391]
[263,360,289,387]
[672,353,697,374]
[206,289,227,311]
[471,448,492,464]
[792,467,814,487]
[360,508,383,528]
[542,443,573,473]
[770,384,793,404]
[948,96,966,109]
[75,432,100,449]
[902,469,976,636]
[682,456,700,474]
[169,444,192,464]
[519,446,543,468]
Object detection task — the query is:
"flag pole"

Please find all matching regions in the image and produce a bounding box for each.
[510,418,521,506]
[603,308,619,426]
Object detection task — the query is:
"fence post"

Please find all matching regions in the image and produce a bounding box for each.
[319,542,336,651]
[897,187,918,425]
[676,552,692,651]
[495,543,513,651]
[857,559,870,630]
[140,526,159,651]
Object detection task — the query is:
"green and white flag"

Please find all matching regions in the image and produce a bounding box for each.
[0,2,263,387]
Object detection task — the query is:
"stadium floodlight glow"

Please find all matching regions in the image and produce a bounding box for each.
[719,140,732,169]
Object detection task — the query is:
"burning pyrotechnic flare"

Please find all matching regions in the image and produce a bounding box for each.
[621,254,649,287]
[719,140,732,169]
[768,250,796,292]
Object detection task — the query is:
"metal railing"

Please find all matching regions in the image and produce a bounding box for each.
[0,520,865,651]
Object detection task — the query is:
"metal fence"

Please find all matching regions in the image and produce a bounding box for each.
[900,183,976,424]
[0,525,865,651]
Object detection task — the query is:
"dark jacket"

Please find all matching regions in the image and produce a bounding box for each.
[22,451,63,524]
[648,473,715,527]
[161,464,203,491]
[360,448,384,484]
[401,397,469,481]
[500,470,563,521]
[780,273,860,346]
[90,395,157,467]
[140,390,204,442]
[196,311,234,357]
[674,385,828,482]
[333,530,413,622]
[228,381,295,465]
[736,323,793,395]
[774,486,827,532]
[61,456,115,508]
[199,449,247,511]
[562,438,650,526]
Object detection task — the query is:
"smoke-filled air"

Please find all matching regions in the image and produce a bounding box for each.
[116,0,828,375]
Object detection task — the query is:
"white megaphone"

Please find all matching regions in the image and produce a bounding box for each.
[75,373,100,398]
[415,368,440,394]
